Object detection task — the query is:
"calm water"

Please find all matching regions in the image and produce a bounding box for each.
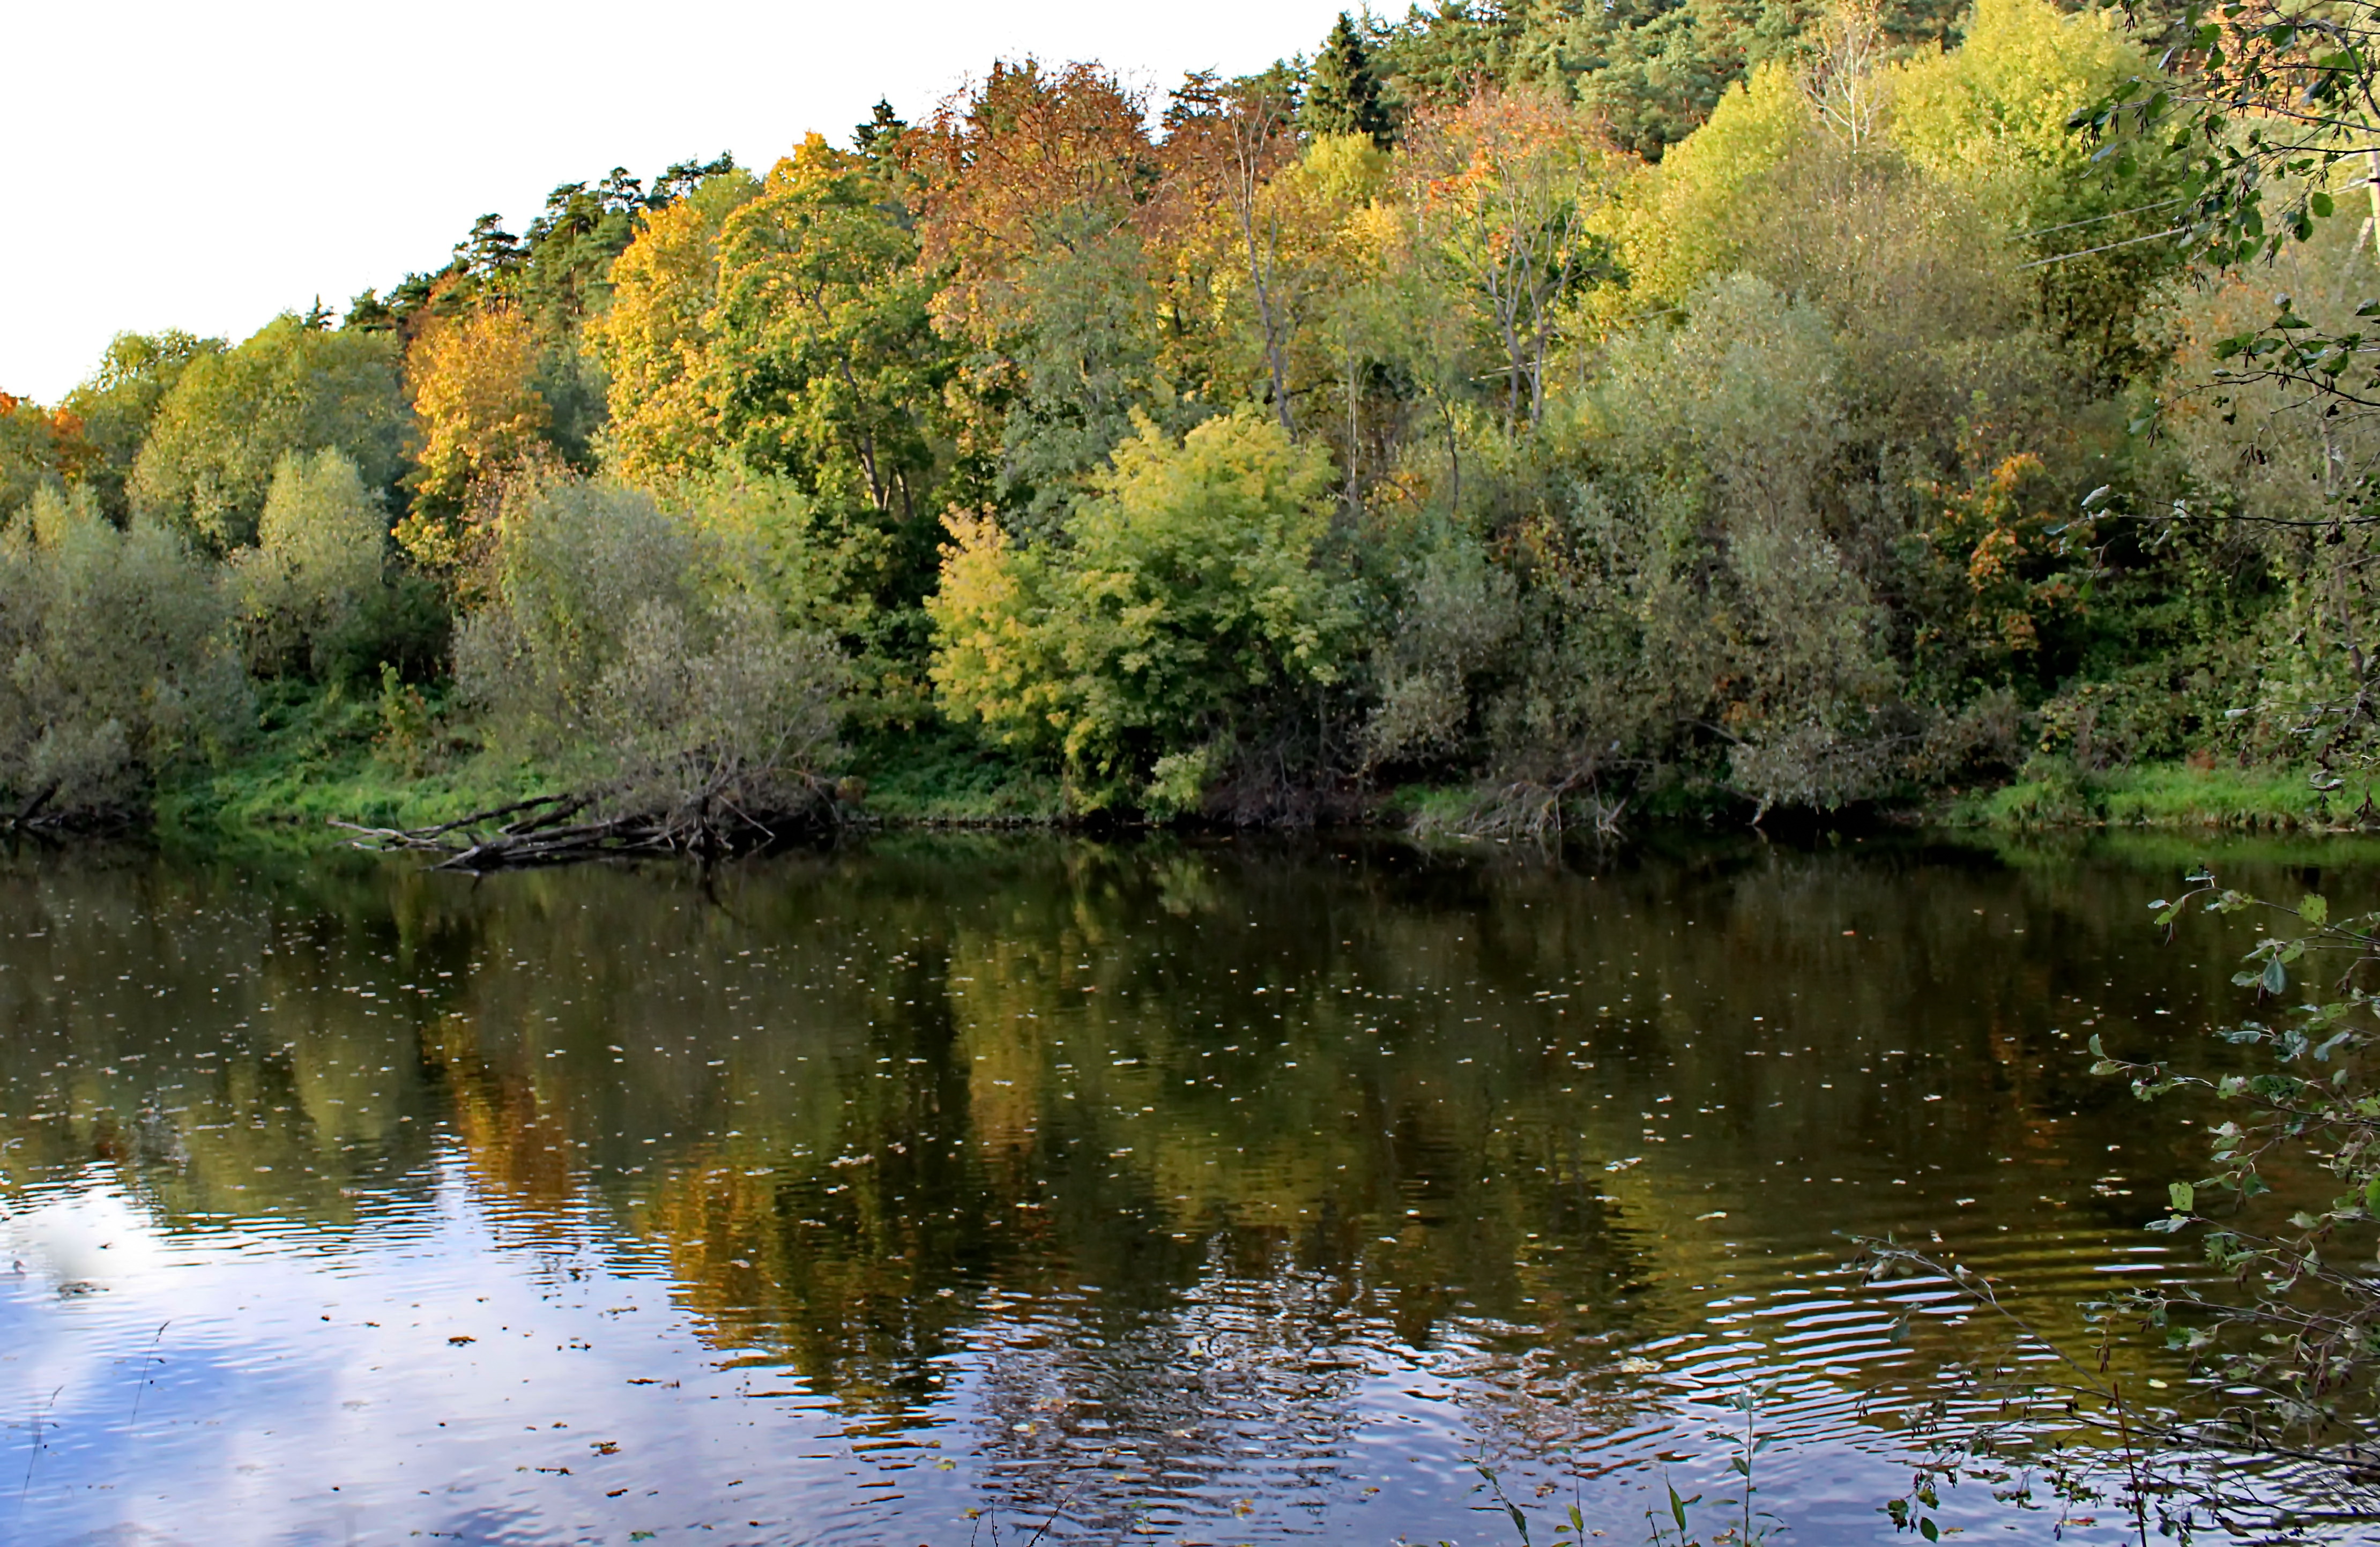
[0,831,2357,1545]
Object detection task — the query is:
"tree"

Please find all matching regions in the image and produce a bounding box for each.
[906,59,1157,338]
[403,303,554,528]
[985,221,1174,536]
[128,315,410,553]
[852,100,909,171]
[650,153,739,208]
[1374,0,1518,114]
[520,173,644,321]
[56,331,221,520]
[1403,91,1616,431]
[905,61,1166,526]
[0,392,84,522]
[455,215,526,286]
[1305,13,1394,147]
[590,167,762,485]
[927,410,1356,813]
[706,135,944,523]
[2073,0,2380,765]
[1891,0,2176,386]
[1159,76,1307,432]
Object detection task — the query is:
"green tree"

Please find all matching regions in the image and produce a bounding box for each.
[56,331,222,520]
[1305,13,1394,147]
[128,315,411,553]
[706,135,945,524]
[928,409,1356,813]
[232,449,410,681]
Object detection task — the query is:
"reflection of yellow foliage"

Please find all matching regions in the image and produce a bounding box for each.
[425,1014,580,1216]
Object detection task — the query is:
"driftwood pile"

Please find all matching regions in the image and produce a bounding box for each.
[2,780,136,838]
[332,784,841,871]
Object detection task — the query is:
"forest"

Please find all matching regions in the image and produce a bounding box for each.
[4,0,2373,842]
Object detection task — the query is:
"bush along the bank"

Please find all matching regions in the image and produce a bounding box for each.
[9,0,2379,838]
[0,487,250,827]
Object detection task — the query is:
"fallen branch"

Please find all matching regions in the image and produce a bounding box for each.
[331,776,841,871]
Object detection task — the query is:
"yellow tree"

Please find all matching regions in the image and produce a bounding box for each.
[1150,76,1304,430]
[404,305,551,516]
[1149,123,1394,463]
[590,173,760,484]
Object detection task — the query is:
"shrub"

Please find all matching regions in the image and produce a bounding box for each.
[586,592,847,824]
[1362,531,1519,771]
[0,488,249,817]
[453,472,847,818]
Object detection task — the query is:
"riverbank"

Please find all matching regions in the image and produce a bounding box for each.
[135,681,2359,847]
[1929,757,2353,831]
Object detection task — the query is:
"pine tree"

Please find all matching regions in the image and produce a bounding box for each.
[1303,12,1392,147]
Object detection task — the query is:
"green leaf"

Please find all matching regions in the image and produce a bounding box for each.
[2261,956,2287,995]
[1921,1519,1940,1543]
[2312,191,2336,218]
[2169,1180,2195,1213]
[2301,893,2329,927]
[2364,1176,2380,1215]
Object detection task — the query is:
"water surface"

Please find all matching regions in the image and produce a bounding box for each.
[0,831,2351,1544]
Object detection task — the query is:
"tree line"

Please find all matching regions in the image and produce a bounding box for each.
[3,0,2364,831]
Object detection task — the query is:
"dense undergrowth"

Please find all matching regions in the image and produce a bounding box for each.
[133,671,2353,849]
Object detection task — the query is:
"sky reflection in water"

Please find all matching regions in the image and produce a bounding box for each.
[0,832,2345,1545]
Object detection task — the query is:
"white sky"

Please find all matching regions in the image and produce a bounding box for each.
[1,0,1357,404]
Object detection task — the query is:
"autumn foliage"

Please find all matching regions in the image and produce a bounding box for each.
[0,0,2345,824]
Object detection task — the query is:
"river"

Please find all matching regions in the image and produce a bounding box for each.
[0,830,2357,1544]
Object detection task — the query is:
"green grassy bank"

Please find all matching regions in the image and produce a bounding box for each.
[147,685,2360,854]
[1933,758,2352,833]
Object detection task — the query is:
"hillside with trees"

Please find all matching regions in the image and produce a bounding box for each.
[4,0,2369,843]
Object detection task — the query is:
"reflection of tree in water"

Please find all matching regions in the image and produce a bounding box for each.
[423,1014,584,1222]
[0,831,2325,1530]
[0,847,446,1223]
